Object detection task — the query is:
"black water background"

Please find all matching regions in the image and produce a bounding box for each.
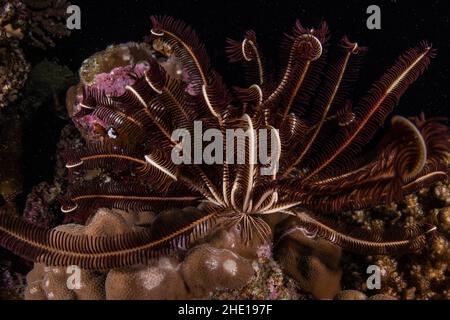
[56,0,449,116]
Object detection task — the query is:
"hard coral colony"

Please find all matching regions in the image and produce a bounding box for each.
[0,14,449,300]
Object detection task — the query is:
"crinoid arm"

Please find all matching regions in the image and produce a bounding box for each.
[150,16,230,124]
[226,30,267,89]
[280,115,449,213]
[0,205,218,269]
[295,42,435,181]
[278,210,437,255]
[60,181,199,223]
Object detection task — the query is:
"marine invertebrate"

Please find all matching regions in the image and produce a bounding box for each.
[71,43,155,141]
[24,207,257,300]
[24,208,154,300]
[78,42,154,86]
[0,16,449,272]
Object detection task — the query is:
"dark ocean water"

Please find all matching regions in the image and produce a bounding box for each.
[45,0,449,117]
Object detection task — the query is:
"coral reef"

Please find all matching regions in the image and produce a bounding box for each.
[341,176,450,299]
[70,42,184,142]
[181,244,254,297]
[23,207,260,300]
[0,258,26,300]
[1,5,74,297]
[0,0,71,108]
[1,0,71,48]
[79,42,154,86]
[0,15,449,301]
[0,41,30,108]
[22,206,309,300]
[105,257,187,300]
[70,42,155,141]
[211,245,304,300]
[23,182,62,228]
[0,1,27,42]
[21,0,71,49]
[0,59,74,202]
[274,217,342,299]
[334,290,396,300]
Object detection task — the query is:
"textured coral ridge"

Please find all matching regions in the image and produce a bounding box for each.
[0,15,449,300]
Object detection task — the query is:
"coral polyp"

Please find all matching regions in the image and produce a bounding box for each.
[0,16,449,271]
